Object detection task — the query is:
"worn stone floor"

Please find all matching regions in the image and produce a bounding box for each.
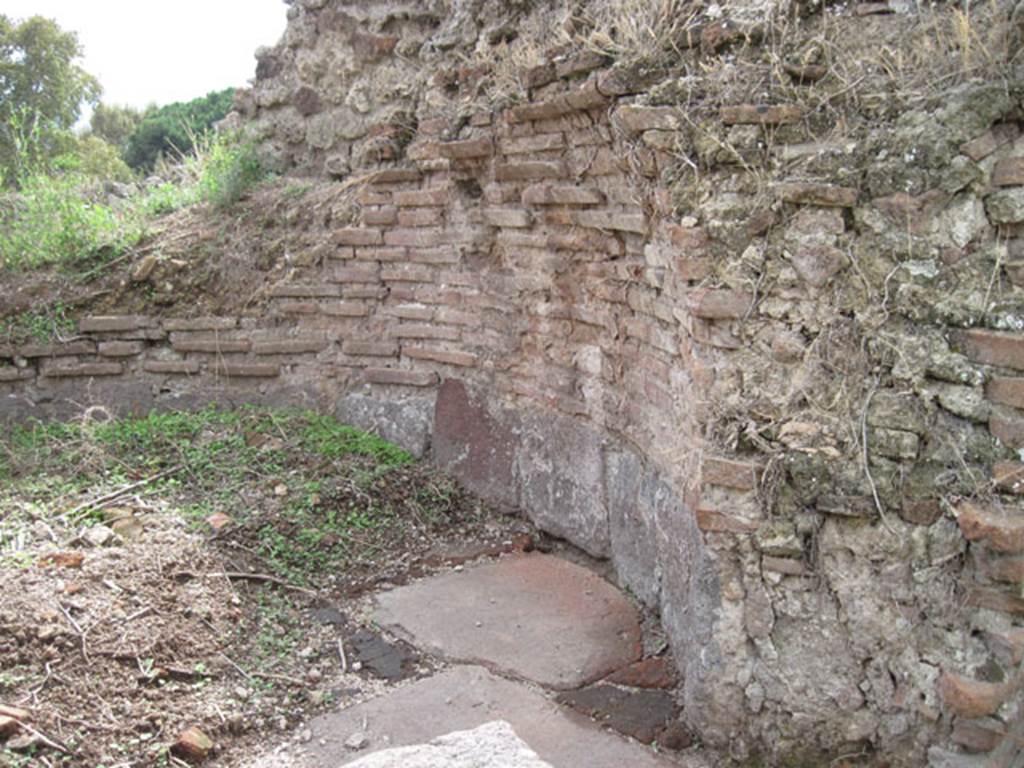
[253,553,706,767]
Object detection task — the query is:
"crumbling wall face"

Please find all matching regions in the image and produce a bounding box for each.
[5,0,1024,763]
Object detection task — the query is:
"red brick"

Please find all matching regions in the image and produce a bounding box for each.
[394,187,449,207]
[939,671,1019,718]
[777,182,858,208]
[612,105,680,134]
[0,367,33,382]
[994,157,1024,187]
[98,341,144,357]
[394,324,460,341]
[951,718,1006,753]
[495,161,567,181]
[381,265,435,283]
[162,317,237,332]
[279,302,319,315]
[688,289,753,319]
[522,184,603,206]
[994,461,1024,493]
[720,104,804,125]
[563,79,610,111]
[357,189,391,205]
[956,329,1024,370]
[484,208,532,228]
[702,457,763,490]
[966,586,1024,615]
[364,368,439,387]
[333,228,382,246]
[409,246,462,265]
[343,341,398,357]
[555,51,607,79]
[353,246,406,262]
[384,228,448,247]
[44,363,123,378]
[439,137,493,159]
[144,360,201,375]
[957,501,1024,553]
[500,133,566,155]
[369,168,421,184]
[398,208,443,227]
[211,362,280,378]
[361,206,397,226]
[961,124,1018,162]
[330,265,380,283]
[987,377,1024,409]
[403,346,477,367]
[666,225,710,250]
[384,304,434,321]
[696,506,760,534]
[272,284,342,298]
[506,99,570,124]
[171,338,251,353]
[17,341,95,358]
[79,315,152,333]
[253,338,329,355]
[321,302,371,317]
[574,210,646,234]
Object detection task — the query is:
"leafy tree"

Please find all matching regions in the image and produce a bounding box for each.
[123,88,236,172]
[0,14,101,184]
[89,103,142,153]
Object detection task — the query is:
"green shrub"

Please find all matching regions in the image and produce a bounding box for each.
[0,170,142,270]
[197,131,264,210]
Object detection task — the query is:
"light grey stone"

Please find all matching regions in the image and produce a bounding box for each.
[347,721,553,768]
[335,392,435,458]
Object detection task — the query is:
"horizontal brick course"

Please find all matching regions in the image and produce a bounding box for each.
[333,228,383,246]
[0,367,33,382]
[403,346,477,367]
[162,317,238,332]
[495,161,567,182]
[777,182,859,208]
[394,187,449,207]
[343,340,398,357]
[573,209,646,234]
[211,362,281,378]
[987,377,1024,409]
[688,289,753,320]
[438,137,493,159]
[98,341,145,357]
[500,133,566,155]
[364,368,439,386]
[484,207,532,228]
[521,184,603,206]
[272,284,342,298]
[720,104,804,125]
[253,338,329,355]
[956,330,1024,370]
[18,341,96,358]
[394,324,461,340]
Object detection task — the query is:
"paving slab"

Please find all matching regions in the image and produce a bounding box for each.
[300,665,702,768]
[373,553,641,689]
[346,721,553,768]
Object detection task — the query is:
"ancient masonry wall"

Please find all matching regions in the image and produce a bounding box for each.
[4,3,1024,765]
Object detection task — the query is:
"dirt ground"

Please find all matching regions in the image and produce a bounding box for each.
[0,409,534,767]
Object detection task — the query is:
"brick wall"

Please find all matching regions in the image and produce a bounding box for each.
[4,3,1024,762]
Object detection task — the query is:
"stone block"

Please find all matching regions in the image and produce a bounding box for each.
[143,360,201,375]
[335,391,435,457]
[987,188,1024,224]
[43,363,123,378]
[402,347,477,367]
[79,315,153,333]
[333,228,383,246]
[992,157,1024,187]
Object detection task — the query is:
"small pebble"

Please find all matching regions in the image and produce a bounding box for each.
[344,731,369,751]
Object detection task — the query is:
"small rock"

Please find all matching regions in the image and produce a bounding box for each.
[274,483,288,497]
[84,525,117,547]
[172,727,214,762]
[207,512,232,531]
[345,731,370,751]
[0,715,21,737]
[110,516,145,541]
[131,254,159,283]
[37,551,85,569]
[299,728,313,743]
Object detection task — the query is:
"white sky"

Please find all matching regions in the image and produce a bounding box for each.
[2,1,288,111]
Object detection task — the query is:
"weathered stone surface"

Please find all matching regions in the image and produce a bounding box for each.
[300,666,687,768]
[373,554,641,689]
[347,721,553,768]
[336,392,435,457]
